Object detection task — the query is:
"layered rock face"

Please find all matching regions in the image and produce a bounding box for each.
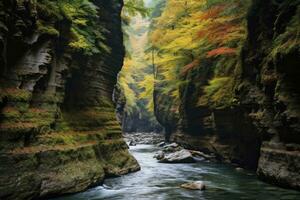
[0,0,139,199]
[242,0,300,189]
[154,0,300,189]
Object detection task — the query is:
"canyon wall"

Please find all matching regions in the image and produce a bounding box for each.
[153,0,300,189]
[0,0,139,199]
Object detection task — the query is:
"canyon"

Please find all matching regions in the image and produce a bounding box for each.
[153,0,300,190]
[0,0,299,199]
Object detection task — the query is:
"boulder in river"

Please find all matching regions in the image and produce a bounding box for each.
[162,143,182,153]
[153,151,165,160]
[165,143,179,148]
[235,167,244,172]
[157,142,165,147]
[180,181,206,190]
[189,150,216,160]
[159,149,195,163]
[129,140,137,146]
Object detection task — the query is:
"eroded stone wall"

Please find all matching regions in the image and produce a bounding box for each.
[0,1,139,199]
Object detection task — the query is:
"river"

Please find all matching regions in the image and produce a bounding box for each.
[52,144,300,200]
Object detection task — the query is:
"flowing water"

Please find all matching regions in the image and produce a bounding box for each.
[52,145,300,200]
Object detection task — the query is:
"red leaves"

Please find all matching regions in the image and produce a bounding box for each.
[197,22,239,43]
[199,4,227,20]
[196,3,245,46]
[181,59,200,75]
[206,47,237,57]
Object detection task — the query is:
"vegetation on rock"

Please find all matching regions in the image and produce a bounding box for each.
[37,0,110,54]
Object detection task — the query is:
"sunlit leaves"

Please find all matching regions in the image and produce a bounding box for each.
[147,0,249,111]
[124,0,150,17]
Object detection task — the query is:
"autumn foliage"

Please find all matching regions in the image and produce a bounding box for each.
[147,0,249,111]
[206,47,237,58]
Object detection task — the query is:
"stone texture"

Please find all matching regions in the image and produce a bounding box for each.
[154,0,300,190]
[181,181,206,190]
[159,149,195,163]
[257,142,300,190]
[0,0,140,199]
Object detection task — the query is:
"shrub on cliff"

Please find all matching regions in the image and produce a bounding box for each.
[36,0,109,55]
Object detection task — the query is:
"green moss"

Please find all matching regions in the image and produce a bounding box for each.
[0,88,31,102]
[15,102,30,113]
[97,97,114,108]
[32,93,60,104]
[38,132,89,146]
[103,149,139,176]
[23,108,55,126]
[1,107,22,119]
[270,6,300,60]
[54,117,71,132]
[0,104,56,135]
[62,108,117,131]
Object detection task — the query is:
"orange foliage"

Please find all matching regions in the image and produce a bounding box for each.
[199,4,227,20]
[206,47,237,57]
[181,59,200,75]
[198,23,238,42]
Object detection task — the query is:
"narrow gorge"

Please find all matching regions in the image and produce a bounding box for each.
[0,0,299,200]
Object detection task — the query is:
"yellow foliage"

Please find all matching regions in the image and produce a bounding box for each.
[147,0,249,110]
[69,28,91,50]
[119,13,154,114]
[198,77,234,108]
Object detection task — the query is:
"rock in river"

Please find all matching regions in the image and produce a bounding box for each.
[153,151,165,160]
[162,143,182,153]
[159,149,195,163]
[129,140,137,146]
[181,181,206,190]
[157,142,166,147]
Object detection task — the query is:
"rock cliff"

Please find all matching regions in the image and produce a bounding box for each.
[153,0,300,190]
[0,0,139,199]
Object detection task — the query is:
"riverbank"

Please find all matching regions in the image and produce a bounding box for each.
[51,144,300,200]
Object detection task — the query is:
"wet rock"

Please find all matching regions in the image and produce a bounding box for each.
[153,151,165,160]
[235,167,244,172]
[129,140,137,146]
[165,143,179,148]
[124,132,164,145]
[159,149,195,163]
[181,181,206,190]
[189,150,215,160]
[162,143,182,153]
[157,142,165,147]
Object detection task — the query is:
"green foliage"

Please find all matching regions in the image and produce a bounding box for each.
[119,2,159,125]
[148,0,249,111]
[270,5,300,59]
[36,0,110,55]
[198,77,234,108]
[123,0,150,18]
[37,21,60,37]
